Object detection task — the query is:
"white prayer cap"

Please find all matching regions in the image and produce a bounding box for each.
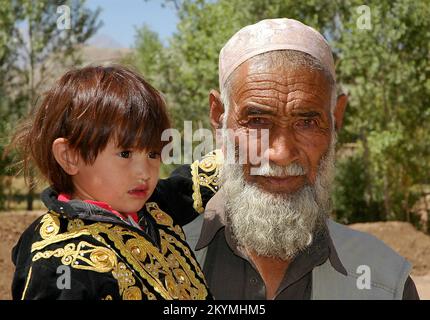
[219,18,335,88]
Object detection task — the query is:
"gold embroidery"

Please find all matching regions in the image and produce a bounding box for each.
[126,238,147,261]
[89,247,117,272]
[39,212,60,240]
[95,222,208,299]
[191,150,222,213]
[32,229,93,252]
[146,202,185,240]
[67,218,85,232]
[160,230,207,299]
[123,286,142,300]
[102,295,113,300]
[142,286,157,300]
[30,210,208,300]
[112,262,143,300]
[33,221,170,298]
[102,224,173,299]
[33,241,117,273]
[21,266,33,300]
[33,237,146,300]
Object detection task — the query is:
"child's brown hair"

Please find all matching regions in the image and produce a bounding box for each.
[11,65,170,194]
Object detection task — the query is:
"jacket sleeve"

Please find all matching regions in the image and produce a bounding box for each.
[154,150,222,226]
[11,219,119,300]
[14,261,90,300]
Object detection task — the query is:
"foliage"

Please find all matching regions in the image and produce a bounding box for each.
[131,0,430,225]
[336,0,430,221]
[0,0,101,209]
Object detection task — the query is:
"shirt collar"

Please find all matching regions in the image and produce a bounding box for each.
[195,189,348,276]
[195,190,227,250]
[58,192,138,224]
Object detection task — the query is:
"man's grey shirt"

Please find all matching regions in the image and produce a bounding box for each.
[184,191,419,300]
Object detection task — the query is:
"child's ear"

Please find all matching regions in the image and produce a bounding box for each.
[52,138,80,175]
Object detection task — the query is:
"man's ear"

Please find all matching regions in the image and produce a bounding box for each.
[209,89,225,131]
[333,94,348,132]
[52,138,80,175]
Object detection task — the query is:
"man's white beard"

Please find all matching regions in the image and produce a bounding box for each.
[221,135,336,260]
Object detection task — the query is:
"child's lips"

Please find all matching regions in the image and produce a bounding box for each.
[128,184,148,198]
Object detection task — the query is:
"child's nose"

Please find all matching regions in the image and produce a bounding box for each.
[137,176,151,184]
[134,152,152,176]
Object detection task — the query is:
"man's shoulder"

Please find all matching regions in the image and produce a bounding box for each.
[327,219,404,260]
[326,219,411,290]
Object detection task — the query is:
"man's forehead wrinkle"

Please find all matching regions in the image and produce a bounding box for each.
[240,99,279,110]
[235,87,328,109]
[237,87,330,110]
[286,96,329,111]
[241,70,330,84]
[234,78,329,100]
[240,96,286,110]
[275,96,330,118]
[236,74,328,88]
[285,92,329,106]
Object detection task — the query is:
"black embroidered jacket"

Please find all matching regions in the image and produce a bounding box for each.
[11,152,221,300]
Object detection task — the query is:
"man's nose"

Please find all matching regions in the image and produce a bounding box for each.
[267,130,299,166]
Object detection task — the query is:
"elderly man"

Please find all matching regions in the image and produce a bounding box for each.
[182,18,419,300]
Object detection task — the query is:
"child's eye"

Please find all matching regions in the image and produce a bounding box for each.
[118,151,132,158]
[148,151,160,159]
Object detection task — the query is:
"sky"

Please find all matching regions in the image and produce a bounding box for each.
[86,0,179,48]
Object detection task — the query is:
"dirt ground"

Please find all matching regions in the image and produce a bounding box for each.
[1,211,429,299]
[0,211,44,300]
[349,221,430,299]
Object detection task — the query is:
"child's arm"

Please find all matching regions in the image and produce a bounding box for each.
[11,217,119,300]
[13,261,93,300]
[152,150,221,226]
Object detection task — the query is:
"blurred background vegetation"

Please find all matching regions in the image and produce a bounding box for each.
[0,0,429,232]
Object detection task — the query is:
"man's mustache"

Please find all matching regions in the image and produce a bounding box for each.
[250,162,308,177]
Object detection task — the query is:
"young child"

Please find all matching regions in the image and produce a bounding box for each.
[10,65,213,300]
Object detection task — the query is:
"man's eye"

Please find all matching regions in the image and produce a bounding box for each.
[247,117,272,128]
[148,151,161,159]
[295,119,318,129]
[119,151,132,158]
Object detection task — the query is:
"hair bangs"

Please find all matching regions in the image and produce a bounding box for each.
[114,106,168,152]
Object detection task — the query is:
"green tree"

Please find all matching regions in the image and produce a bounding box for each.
[336,0,430,222]
[0,0,101,210]
[132,0,430,226]
[141,0,349,129]
[0,0,24,209]
[123,24,165,85]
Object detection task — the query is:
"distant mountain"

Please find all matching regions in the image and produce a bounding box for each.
[80,33,132,65]
[87,33,126,49]
[80,45,132,65]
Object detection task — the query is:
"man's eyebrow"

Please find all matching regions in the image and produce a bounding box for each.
[243,105,277,116]
[294,111,322,118]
